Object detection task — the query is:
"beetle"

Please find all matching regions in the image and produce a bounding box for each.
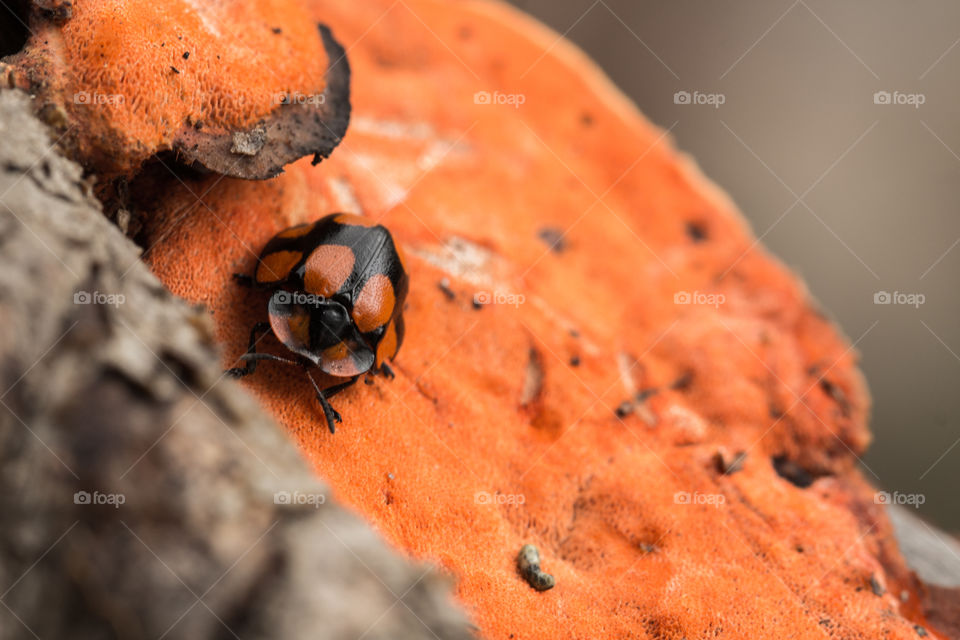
[227,213,409,433]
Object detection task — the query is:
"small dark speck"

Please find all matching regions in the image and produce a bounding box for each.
[437,278,455,301]
[869,574,885,597]
[715,450,747,475]
[671,371,693,391]
[686,221,708,242]
[537,227,566,253]
[160,42,165,47]
[182,51,190,60]
[820,378,850,417]
[272,27,283,34]
[615,401,634,418]
[636,387,658,402]
[194,121,203,130]
[914,625,928,637]
[570,355,580,367]
[773,456,815,488]
[471,298,482,310]
[458,25,473,40]
[170,66,180,74]
[569,328,580,338]
[580,112,594,127]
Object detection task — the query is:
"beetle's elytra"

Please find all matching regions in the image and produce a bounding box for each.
[227,213,409,433]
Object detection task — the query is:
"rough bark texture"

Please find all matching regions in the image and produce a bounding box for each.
[0,89,472,640]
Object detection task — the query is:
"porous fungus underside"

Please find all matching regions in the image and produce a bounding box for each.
[127,0,944,638]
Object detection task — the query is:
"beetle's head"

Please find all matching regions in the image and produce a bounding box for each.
[268,289,375,377]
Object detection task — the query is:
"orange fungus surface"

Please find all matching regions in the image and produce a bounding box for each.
[3,0,349,179]
[136,0,946,638]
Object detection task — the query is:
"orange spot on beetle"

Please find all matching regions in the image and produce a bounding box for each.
[304,244,355,297]
[256,250,302,284]
[323,341,350,361]
[352,274,395,333]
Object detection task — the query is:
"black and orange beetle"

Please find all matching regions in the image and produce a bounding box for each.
[227,213,408,433]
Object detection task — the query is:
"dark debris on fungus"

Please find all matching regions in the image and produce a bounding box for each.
[517,544,555,592]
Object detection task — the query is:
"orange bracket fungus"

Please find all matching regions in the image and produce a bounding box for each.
[136,0,955,637]
[7,0,955,637]
[0,0,350,181]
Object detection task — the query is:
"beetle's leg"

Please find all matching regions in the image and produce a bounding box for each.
[364,375,375,385]
[379,362,395,379]
[305,372,360,434]
[305,370,342,433]
[225,322,272,378]
[232,273,255,287]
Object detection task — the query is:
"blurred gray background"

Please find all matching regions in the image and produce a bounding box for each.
[509,0,960,530]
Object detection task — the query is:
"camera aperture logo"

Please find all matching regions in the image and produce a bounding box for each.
[674,491,725,508]
[674,290,725,308]
[475,491,525,505]
[74,490,125,508]
[874,491,924,508]
[274,490,326,508]
[74,291,125,307]
[873,91,925,108]
[674,90,725,109]
[873,290,925,308]
[474,91,526,109]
